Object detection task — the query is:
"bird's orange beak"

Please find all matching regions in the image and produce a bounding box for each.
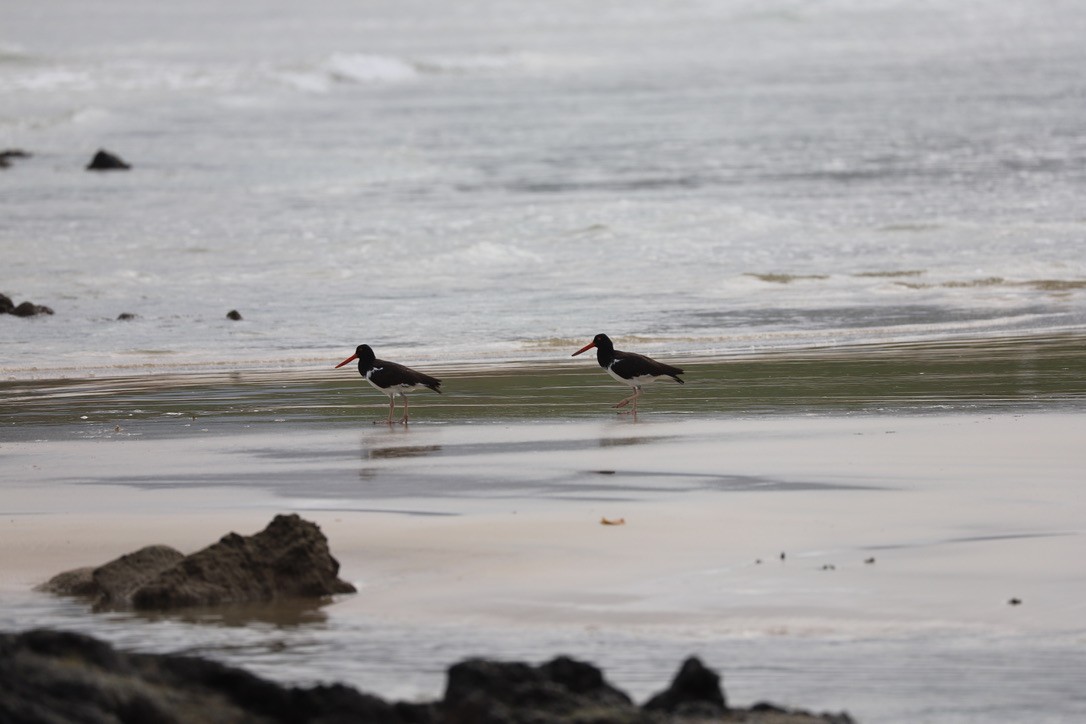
[571,341,596,357]
[335,354,358,369]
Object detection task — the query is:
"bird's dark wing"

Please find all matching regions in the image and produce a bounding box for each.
[371,359,442,392]
[612,351,684,383]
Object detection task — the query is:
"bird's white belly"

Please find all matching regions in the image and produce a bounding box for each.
[364,368,412,397]
[606,366,656,388]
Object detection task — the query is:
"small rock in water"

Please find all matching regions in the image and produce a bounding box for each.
[226,309,242,320]
[0,149,31,168]
[117,312,137,321]
[86,149,131,171]
[10,300,54,317]
[1008,597,1022,606]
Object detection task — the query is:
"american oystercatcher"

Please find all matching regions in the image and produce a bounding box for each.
[572,333,684,413]
[335,344,442,423]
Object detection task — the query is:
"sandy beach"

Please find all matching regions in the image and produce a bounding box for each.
[2,337,1085,722]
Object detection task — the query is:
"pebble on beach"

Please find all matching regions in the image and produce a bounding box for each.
[226,309,242,320]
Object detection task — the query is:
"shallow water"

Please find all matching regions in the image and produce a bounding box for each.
[3,0,1086,377]
[2,333,1084,440]
[3,591,1085,723]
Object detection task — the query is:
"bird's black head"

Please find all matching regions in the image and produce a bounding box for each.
[591,333,614,352]
[354,344,375,363]
[335,343,376,370]
[572,333,614,358]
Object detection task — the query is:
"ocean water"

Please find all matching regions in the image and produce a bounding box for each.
[2,0,1084,379]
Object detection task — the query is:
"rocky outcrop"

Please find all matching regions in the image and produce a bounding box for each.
[38,544,183,605]
[0,629,413,724]
[86,148,131,170]
[442,656,634,723]
[0,629,854,723]
[41,514,356,610]
[100,544,189,606]
[644,655,727,715]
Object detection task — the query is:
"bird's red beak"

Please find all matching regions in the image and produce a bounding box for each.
[335,354,358,369]
[571,341,596,357]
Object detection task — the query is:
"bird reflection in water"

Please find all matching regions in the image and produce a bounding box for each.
[366,444,443,460]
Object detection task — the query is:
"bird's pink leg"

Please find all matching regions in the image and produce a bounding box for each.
[399,395,410,424]
[613,387,642,411]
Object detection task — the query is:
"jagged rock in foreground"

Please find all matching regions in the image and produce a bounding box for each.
[0,629,854,724]
[40,514,356,610]
[644,655,728,716]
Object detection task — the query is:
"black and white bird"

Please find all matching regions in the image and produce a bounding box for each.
[572,333,684,413]
[335,344,442,424]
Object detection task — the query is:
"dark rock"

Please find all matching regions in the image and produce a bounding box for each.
[96,544,188,606]
[0,630,851,724]
[643,656,727,715]
[86,148,131,170]
[539,655,632,705]
[41,515,356,611]
[35,567,98,597]
[38,545,184,606]
[10,301,54,316]
[129,513,356,610]
[117,312,138,320]
[0,293,13,314]
[443,656,642,724]
[0,629,410,724]
[0,149,31,168]
[227,309,243,320]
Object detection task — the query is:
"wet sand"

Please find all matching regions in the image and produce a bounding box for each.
[3,413,1084,632]
[2,335,1086,721]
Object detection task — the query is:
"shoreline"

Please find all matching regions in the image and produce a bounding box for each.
[3,331,1085,440]
[3,327,1085,381]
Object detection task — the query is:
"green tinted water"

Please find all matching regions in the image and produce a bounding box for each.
[3,334,1084,439]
